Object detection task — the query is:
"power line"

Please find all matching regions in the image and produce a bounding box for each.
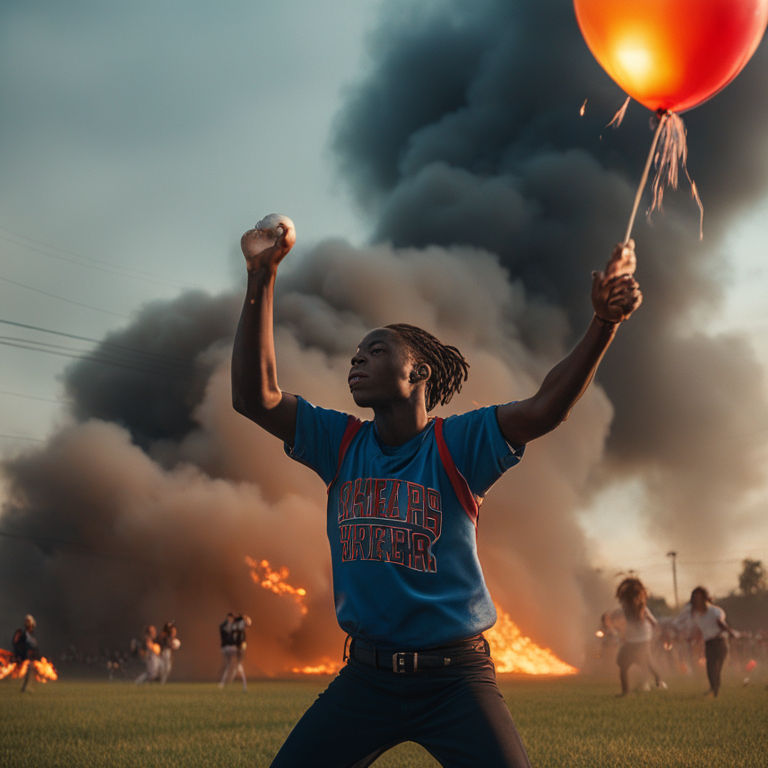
[0,433,45,443]
[0,275,130,319]
[0,224,191,290]
[0,317,207,378]
[0,337,198,378]
[0,389,64,404]
[0,318,200,370]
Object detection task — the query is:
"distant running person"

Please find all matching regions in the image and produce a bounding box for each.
[232,215,642,767]
[674,586,738,696]
[219,613,251,691]
[605,577,666,696]
[12,614,38,693]
[134,625,161,684]
[158,621,181,684]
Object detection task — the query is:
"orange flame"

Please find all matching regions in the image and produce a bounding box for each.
[486,605,578,675]
[243,558,575,677]
[245,557,308,615]
[0,649,58,682]
[291,658,343,675]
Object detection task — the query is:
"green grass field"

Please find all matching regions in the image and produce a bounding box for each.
[1,676,767,768]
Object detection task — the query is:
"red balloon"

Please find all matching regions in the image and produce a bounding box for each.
[574,0,768,113]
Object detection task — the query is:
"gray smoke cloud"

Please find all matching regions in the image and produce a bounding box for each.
[3,0,768,676]
[332,0,768,557]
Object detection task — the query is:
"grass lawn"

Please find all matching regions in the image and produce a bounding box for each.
[1,675,766,767]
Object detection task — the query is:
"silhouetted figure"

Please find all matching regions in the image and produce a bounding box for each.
[158,621,181,684]
[674,586,738,696]
[12,614,38,693]
[605,578,666,696]
[219,613,251,691]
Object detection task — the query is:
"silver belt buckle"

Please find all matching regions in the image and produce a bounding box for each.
[392,651,418,673]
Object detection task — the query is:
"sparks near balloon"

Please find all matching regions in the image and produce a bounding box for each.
[573,0,768,242]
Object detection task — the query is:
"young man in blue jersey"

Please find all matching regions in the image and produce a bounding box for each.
[232,214,642,767]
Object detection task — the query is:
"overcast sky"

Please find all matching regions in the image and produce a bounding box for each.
[1,0,768,609]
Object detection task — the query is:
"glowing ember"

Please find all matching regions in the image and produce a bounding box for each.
[291,658,343,675]
[486,605,578,675]
[245,557,308,615]
[580,98,587,116]
[0,648,58,682]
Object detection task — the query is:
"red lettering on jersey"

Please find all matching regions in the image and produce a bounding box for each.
[339,481,353,522]
[425,488,442,538]
[390,528,406,564]
[351,525,368,559]
[411,532,435,572]
[340,525,352,561]
[385,481,401,518]
[352,479,366,518]
[406,483,424,527]
[371,526,388,561]
[372,479,388,517]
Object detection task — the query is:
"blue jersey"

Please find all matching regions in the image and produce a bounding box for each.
[286,396,524,650]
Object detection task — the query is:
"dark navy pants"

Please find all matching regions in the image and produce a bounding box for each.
[269,655,532,768]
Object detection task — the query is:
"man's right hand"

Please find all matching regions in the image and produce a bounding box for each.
[241,215,296,273]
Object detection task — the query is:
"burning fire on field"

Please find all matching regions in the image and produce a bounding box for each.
[0,649,58,682]
[486,605,578,675]
[245,557,577,676]
[291,658,343,675]
[245,557,308,615]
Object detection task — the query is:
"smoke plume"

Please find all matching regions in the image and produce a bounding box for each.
[3,0,768,676]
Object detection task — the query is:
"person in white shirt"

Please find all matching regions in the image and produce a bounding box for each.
[134,625,161,684]
[674,586,738,697]
[605,577,666,696]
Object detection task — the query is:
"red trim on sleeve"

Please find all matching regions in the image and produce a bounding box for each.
[433,417,480,528]
[327,416,363,494]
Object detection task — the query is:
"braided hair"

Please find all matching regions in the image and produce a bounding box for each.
[385,324,469,412]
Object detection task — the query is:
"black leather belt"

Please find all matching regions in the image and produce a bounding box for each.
[348,635,490,674]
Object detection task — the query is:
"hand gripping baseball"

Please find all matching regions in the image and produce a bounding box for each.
[241,213,296,273]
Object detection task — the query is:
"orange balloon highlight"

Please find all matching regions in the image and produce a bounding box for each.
[574,0,768,112]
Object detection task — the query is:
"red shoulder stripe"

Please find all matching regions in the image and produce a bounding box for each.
[434,417,479,528]
[327,416,363,494]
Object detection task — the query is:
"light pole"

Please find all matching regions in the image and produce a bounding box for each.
[667,551,679,610]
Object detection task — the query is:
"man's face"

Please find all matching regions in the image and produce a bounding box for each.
[348,329,418,409]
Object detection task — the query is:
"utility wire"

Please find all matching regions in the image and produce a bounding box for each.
[0,318,202,370]
[0,389,64,404]
[0,275,130,319]
[0,224,191,290]
[0,338,198,378]
[0,433,45,443]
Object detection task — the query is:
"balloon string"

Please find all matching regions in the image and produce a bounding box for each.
[623,111,668,246]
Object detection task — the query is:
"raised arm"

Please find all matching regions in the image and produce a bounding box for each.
[497,241,642,446]
[232,215,298,445]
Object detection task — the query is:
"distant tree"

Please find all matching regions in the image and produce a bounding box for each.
[738,558,767,596]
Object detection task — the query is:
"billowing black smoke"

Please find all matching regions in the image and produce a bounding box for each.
[332,0,768,551]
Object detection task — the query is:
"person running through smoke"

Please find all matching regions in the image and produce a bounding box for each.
[158,621,181,684]
[12,614,39,693]
[133,624,161,684]
[232,215,641,767]
[605,577,666,696]
[674,586,739,697]
[219,612,252,691]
